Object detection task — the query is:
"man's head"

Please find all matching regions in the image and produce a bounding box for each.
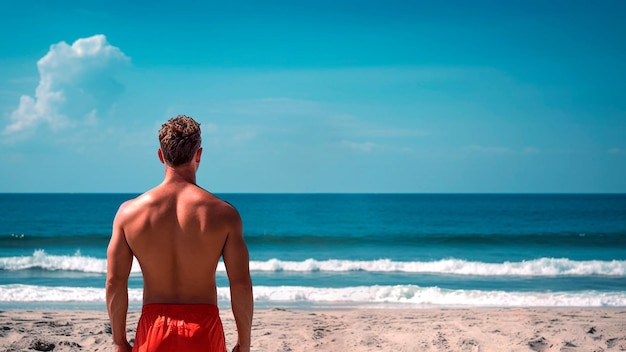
[158,115,202,167]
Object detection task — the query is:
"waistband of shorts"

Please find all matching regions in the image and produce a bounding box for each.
[141,303,220,316]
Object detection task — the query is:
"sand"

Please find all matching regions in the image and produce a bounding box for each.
[1,307,625,351]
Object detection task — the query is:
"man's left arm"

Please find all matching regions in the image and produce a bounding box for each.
[106,206,133,352]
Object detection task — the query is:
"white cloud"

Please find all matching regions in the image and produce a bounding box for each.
[3,34,129,136]
[341,140,377,152]
[465,145,541,155]
[206,97,322,117]
[361,127,429,138]
[203,98,423,152]
[522,146,541,154]
[232,130,257,144]
[325,114,428,140]
[465,145,512,154]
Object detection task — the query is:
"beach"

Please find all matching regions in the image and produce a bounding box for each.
[2,194,626,350]
[1,307,625,351]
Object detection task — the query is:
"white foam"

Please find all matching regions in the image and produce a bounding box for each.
[1,284,625,307]
[0,249,140,273]
[1,250,625,277]
[244,257,626,276]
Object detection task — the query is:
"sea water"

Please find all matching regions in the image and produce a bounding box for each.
[1,193,625,310]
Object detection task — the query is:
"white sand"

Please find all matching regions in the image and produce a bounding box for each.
[1,307,625,351]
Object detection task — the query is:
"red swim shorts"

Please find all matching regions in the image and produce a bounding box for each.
[133,304,226,352]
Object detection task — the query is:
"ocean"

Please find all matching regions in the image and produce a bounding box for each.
[1,193,625,310]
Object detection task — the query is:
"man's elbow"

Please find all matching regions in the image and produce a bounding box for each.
[230,275,253,290]
[106,275,128,292]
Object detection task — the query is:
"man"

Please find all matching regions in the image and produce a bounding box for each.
[106,115,253,352]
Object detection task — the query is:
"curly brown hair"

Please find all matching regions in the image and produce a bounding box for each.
[158,115,202,167]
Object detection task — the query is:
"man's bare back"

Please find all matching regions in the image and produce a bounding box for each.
[106,115,252,352]
[118,182,237,305]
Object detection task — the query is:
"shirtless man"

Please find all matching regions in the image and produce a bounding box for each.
[106,115,253,352]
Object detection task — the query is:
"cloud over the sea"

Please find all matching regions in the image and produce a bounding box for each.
[3,35,129,136]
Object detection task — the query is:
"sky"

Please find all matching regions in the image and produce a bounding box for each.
[0,0,624,193]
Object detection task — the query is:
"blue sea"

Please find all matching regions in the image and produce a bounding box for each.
[1,193,625,310]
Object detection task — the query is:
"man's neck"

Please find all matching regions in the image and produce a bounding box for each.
[163,164,197,185]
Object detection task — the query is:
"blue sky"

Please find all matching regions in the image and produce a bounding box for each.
[0,0,624,193]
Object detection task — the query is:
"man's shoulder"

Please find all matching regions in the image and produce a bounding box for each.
[115,192,156,220]
[195,189,238,213]
[188,188,240,222]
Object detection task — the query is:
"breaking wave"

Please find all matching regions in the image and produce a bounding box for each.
[1,284,625,307]
[1,250,625,277]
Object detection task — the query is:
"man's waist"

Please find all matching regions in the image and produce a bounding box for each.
[140,303,220,316]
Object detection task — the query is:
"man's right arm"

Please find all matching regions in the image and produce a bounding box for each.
[222,207,253,352]
[106,204,133,352]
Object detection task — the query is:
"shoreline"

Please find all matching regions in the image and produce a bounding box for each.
[1,307,625,351]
